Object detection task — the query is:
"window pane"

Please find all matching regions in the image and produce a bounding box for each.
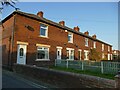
[40,24,47,36]
[68,33,73,42]
[41,24,47,28]
[38,50,45,59]
[37,47,49,59]
[67,50,69,59]
[40,28,46,36]
[85,38,88,46]
[68,35,71,42]
[20,48,24,56]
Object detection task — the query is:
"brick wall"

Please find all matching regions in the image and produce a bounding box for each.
[2,12,112,67]
[13,64,115,88]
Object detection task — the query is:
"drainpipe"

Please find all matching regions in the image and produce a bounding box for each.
[8,36,11,67]
[10,14,16,69]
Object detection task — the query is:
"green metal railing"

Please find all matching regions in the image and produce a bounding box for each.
[55,59,120,74]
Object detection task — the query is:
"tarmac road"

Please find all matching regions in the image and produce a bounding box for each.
[2,69,55,89]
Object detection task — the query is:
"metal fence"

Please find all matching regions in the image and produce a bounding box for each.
[55,59,120,74]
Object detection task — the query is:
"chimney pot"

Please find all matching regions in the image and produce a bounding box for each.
[92,34,96,39]
[59,21,65,26]
[84,31,89,35]
[37,11,43,18]
[74,26,80,32]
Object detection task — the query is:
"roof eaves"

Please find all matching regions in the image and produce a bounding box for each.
[2,11,112,46]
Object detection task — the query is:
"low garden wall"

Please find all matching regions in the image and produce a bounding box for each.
[13,64,115,88]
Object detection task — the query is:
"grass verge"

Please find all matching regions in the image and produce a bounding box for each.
[50,66,115,80]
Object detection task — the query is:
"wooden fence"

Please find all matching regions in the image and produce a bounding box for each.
[55,59,120,74]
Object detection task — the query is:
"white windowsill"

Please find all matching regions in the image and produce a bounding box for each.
[66,59,74,61]
[39,35,48,38]
[85,45,88,47]
[35,59,50,61]
[68,41,73,43]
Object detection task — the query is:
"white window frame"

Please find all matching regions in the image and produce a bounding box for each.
[68,32,73,43]
[102,44,104,51]
[40,24,48,38]
[93,41,96,48]
[85,38,88,47]
[102,53,104,59]
[56,46,63,60]
[84,50,89,60]
[78,49,82,60]
[66,48,74,60]
[108,54,111,60]
[36,44,50,61]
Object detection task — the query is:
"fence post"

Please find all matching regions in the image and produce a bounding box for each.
[82,61,84,70]
[66,60,68,68]
[115,71,120,88]
[101,61,104,74]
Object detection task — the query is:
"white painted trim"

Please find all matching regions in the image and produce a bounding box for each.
[56,46,63,49]
[68,32,73,43]
[66,48,74,50]
[84,50,89,52]
[35,59,50,61]
[85,38,89,47]
[65,30,68,32]
[84,50,89,60]
[40,23,48,38]
[78,49,82,51]
[93,41,96,48]
[17,41,28,45]
[36,44,50,47]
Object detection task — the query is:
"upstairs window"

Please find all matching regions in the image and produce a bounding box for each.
[102,53,105,59]
[93,42,96,48]
[85,38,88,47]
[68,32,73,43]
[102,44,104,51]
[40,24,48,37]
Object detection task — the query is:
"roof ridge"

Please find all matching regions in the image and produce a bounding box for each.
[3,10,112,46]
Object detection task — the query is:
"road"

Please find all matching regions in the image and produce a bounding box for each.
[2,69,55,89]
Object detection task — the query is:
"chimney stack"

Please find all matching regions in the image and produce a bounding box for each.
[73,26,80,32]
[37,11,43,18]
[84,31,89,35]
[59,21,65,26]
[92,34,96,39]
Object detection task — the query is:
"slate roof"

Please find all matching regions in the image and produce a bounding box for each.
[2,10,112,46]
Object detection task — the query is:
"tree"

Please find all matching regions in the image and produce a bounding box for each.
[0,0,19,12]
[89,48,101,61]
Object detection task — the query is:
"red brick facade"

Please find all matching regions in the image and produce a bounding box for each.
[1,11,112,67]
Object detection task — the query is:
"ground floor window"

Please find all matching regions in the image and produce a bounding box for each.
[66,48,74,60]
[84,50,89,60]
[37,47,49,60]
[102,53,104,59]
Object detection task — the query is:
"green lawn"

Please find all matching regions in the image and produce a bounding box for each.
[50,66,115,80]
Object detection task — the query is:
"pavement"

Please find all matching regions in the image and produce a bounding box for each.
[2,69,57,89]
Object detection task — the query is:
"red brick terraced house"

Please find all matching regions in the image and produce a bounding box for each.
[112,50,120,60]
[1,11,112,67]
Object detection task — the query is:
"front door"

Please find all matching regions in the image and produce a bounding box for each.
[17,44,27,64]
[57,48,62,60]
[108,54,110,60]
